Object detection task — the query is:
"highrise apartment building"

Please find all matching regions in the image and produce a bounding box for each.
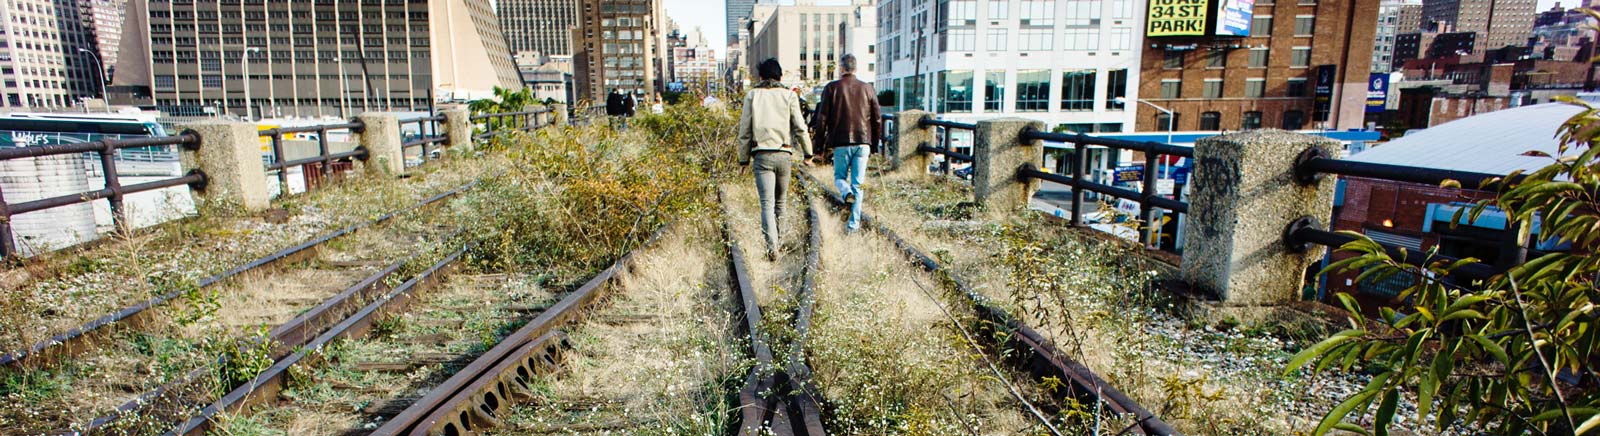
[497,0,580,59]
[0,0,104,109]
[1421,0,1537,53]
[877,0,1140,133]
[572,0,664,101]
[748,0,876,86]
[109,0,522,118]
[728,0,757,43]
[1373,0,1423,72]
[81,0,126,81]
[1139,0,1379,132]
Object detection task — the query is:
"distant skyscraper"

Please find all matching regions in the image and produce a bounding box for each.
[0,0,101,109]
[81,0,126,81]
[573,0,664,101]
[1421,0,1537,53]
[727,0,756,43]
[498,0,580,58]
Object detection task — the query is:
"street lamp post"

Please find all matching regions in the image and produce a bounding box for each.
[243,47,260,120]
[1116,96,1174,145]
[75,48,108,113]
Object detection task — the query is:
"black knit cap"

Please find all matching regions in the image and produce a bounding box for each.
[758,58,782,81]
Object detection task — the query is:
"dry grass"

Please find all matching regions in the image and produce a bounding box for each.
[839,169,1365,436]
[208,272,554,435]
[488,218,744,435]
[0,155,500,353]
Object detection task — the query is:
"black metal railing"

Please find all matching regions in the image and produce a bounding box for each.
[1287,147,1523,280]
[1019,130,1192,249]
[918,118,977,178]
[399,114,448,167]
[471,108,553,140]
[0,134,207,257]
[258,121,367,197]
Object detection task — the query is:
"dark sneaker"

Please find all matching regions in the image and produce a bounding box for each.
[843,192,856,205]
[766,248,778,262]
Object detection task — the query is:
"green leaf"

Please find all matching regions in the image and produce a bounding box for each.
[1441,309,1488,322]
[1467,334,1509,365]
[1315,387,1381,436]
[1375,389,1399,436]
[1576,411,1600,435]
[1285,330,1361,375]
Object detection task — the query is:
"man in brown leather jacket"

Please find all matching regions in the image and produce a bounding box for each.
[811,54,881,232]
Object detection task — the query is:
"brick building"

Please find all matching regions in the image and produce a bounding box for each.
[1136,0,1379,133]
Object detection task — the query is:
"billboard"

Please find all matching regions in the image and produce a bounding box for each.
[1215,0,1256,36]
[1147,0,1210,37]
[1365,73,1389,113]
[1313,65,1337,122]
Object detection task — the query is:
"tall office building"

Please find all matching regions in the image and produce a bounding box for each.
[1421,0,1537,53]
[572,0,664,101]
[748,0,876,85]
[728,0,757,43]
[1139,0,1379,132]
[497,0,580,59]
[877,0,1139,133]
[109,0,522,118]
[0,0,104,109]
[81,0,126,81]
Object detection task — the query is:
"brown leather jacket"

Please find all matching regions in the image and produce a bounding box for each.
[811,74,882,153]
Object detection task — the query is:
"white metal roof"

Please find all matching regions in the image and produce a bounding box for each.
[1348,103,1585,176]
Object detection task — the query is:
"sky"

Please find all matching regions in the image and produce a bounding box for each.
[662,0,1569,59]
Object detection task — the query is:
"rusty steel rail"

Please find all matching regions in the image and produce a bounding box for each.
[724,210,781,435]
[798,172,1181,435]
[0,180,480,371]
[779,201,826,434]
[164,242,474,436]
[0,132,206,257]
[85,251,418,432]
[372,223,674,436]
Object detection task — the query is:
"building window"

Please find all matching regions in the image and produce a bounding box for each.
[1200,111,1222,130]
[1106,69,1128,110]
[1280,79,1305,97]
[1242,111,1263,130]
[946,29,976,51]
[1251,16,1273,37]
[1291,47,1311,67]
[1249,48,1269,68]
[1206,50,1227,68]
[1064,0,1102,26]
[944,0,978,26]
[1065,28,1100,50]
[988,1,1009,19]
[987,29,1008,51]
[1098,123,1123,132]
[940,70,974,112]
[984,71,1005,111]
[1164,50,1184,69]
[1295,16,1315,36]
[1245,78,1266,97]
[1062,123,1095,133]
[1060,69,1096,111]
[1020,29,1053,50]
[1203,79,1223,98]
[1156,112,1178,131]
[1015,70,1051,112]
[1021,0,1055,26]
[1283,110,1306,129]
[1160,79,1181,99]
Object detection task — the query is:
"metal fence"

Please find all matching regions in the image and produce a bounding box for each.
[400,114,448,167]
[0,134,206,257]
[258,121,366,197]
[471,108,554,140]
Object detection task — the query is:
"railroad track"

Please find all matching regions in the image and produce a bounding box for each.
[0,181,477,435]
[797,172,1181,436]
[721,187,826,436]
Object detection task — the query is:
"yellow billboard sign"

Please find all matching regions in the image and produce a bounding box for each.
[1147,0,1210,37]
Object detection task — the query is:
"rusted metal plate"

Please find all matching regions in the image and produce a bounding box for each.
[410,331,568,436]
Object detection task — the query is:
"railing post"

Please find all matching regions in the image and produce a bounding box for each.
[178,120,270,213]
[1180,130,1339,307]
[972,118,1044,215]
[553,104,569,126]
[442,108,472,152]
[890,110,932,176]
[354,112,404,175]
[1070,139,1088,226]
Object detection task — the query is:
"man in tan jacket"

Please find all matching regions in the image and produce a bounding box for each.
[738,58,813,261]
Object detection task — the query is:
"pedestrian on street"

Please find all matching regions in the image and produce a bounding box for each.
[737,58,813,261]
[621,92,637,130]
[605,89,624,129]
[810,54,881,233]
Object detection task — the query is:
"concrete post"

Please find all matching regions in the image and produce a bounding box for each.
[971,118,1045,214]
[1180,130,1339,307]
[890,110,932,175]
[178,120,270,213]
[552,103,569,126]
[441,108,472,153]
[354,112,404,175]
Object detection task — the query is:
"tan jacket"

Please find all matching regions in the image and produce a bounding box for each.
[737,86,813,164]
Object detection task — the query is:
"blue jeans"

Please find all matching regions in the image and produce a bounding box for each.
[833,145,868,230]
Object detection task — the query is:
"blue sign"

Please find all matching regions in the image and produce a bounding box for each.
[1115,165,1144,184]
[1366,73,1389,113]
[1172,166,1190,185]
[1215,0,1256,37]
